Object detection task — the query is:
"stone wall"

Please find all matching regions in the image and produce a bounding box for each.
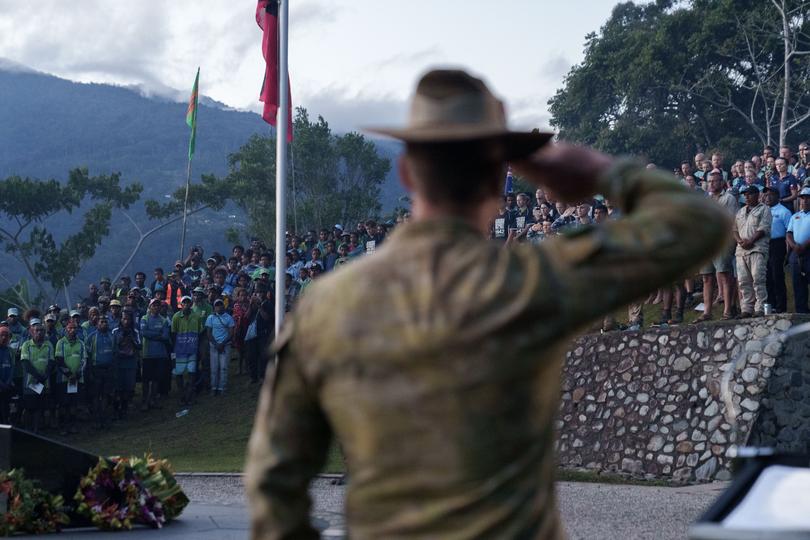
[556,314,810,483]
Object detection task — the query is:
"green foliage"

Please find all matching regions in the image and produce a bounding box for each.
[224,227,242,245]
[0,278,33,312]
[0,468,69,535]
[144,173,229,220]
[145,107,391,243]
[548,0,810,167]
[0,168,143,297]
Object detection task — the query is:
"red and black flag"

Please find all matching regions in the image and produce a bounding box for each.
[256,0,292,140]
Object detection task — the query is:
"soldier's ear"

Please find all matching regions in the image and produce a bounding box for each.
[398,156,415,194]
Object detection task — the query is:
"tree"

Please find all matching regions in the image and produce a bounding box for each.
[0,168,142,306]
[145,107,390,246]
[548,0,810,167]
[685,0,810,149]
[126,172,232,278]
[220,107,390,241]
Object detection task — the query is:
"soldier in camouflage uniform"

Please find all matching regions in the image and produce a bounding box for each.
[246,69,730,539]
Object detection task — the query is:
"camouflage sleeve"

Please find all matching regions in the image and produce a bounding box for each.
[245,319,332,540]
[525,159,730,328]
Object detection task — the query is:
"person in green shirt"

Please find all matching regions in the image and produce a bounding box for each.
[191,287,212,394]
[333,243,351,269]
[54,322,86,435]
[250,253,275,281]
[171,297,203,406]
[20,319,54,433]
[81,307,100,338]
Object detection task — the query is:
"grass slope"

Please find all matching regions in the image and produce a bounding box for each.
[54,362,344,473]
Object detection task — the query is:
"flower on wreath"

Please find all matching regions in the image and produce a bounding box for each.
[119,454,189,522]
[75,455,188,531]
[74,458,141,530]
[0,469,69,535]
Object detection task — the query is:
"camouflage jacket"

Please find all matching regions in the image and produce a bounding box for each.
[246,160,729,539]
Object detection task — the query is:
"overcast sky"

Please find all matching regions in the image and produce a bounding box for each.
[0,0,618,133]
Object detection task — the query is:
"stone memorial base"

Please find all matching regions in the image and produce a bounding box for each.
[556,314,810,482]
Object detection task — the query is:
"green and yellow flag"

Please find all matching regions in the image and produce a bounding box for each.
[186,67,200,161]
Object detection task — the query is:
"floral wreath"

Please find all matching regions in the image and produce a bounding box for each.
[74,454,188,530]
[0,469,69,535]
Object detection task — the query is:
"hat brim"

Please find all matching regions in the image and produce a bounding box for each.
[365,126,554,160]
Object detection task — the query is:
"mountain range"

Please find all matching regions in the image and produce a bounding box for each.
[0,60,405,302]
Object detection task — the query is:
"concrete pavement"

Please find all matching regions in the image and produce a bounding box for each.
[36,476,727,539]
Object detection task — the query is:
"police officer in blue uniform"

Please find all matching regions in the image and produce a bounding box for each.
[786,187,810,312]
[766,187,792,312]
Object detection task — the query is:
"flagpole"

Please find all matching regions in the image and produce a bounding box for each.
[179,158,192,260]
[180,67,199,261]
[274,0,289,338]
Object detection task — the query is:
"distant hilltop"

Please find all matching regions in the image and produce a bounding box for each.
[0,60,405,296]
[0,59,404,204]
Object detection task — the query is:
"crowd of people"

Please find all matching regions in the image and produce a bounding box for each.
[2,141,807,434]
[0,220,402,434]
[493,142,809,328]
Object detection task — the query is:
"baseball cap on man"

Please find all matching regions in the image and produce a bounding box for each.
[7,308,18,317]
[110,299,122,307]
[29,318,42,326]
[69,310,80,317]
[365,69,553,160]
[213,299,225,306]
[44,314,57,322]
[180,296,192,304]
[739,185,760,194]
[800,187,810,197]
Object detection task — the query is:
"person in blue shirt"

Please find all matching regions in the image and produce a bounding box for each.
[139,299,170,411]
[69,310,87,342]
[0,327,14,425]
[787,187,810,313]
[796,142,808,182]
[770,157,800,212]
[205,299,235,396]
[765,187,792,313]
[43,314,60,347]
[86,316,115,429]
[224,257,240,293]
[112,310,140,421]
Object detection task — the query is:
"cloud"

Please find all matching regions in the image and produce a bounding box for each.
[510,110,553,131]
[0,0,172,89]
[290,2,340,32]
[371,46,442,70]
[297,85,408,134]
[539,53,572,82]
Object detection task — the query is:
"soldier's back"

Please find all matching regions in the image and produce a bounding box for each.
[287,218,568,539]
